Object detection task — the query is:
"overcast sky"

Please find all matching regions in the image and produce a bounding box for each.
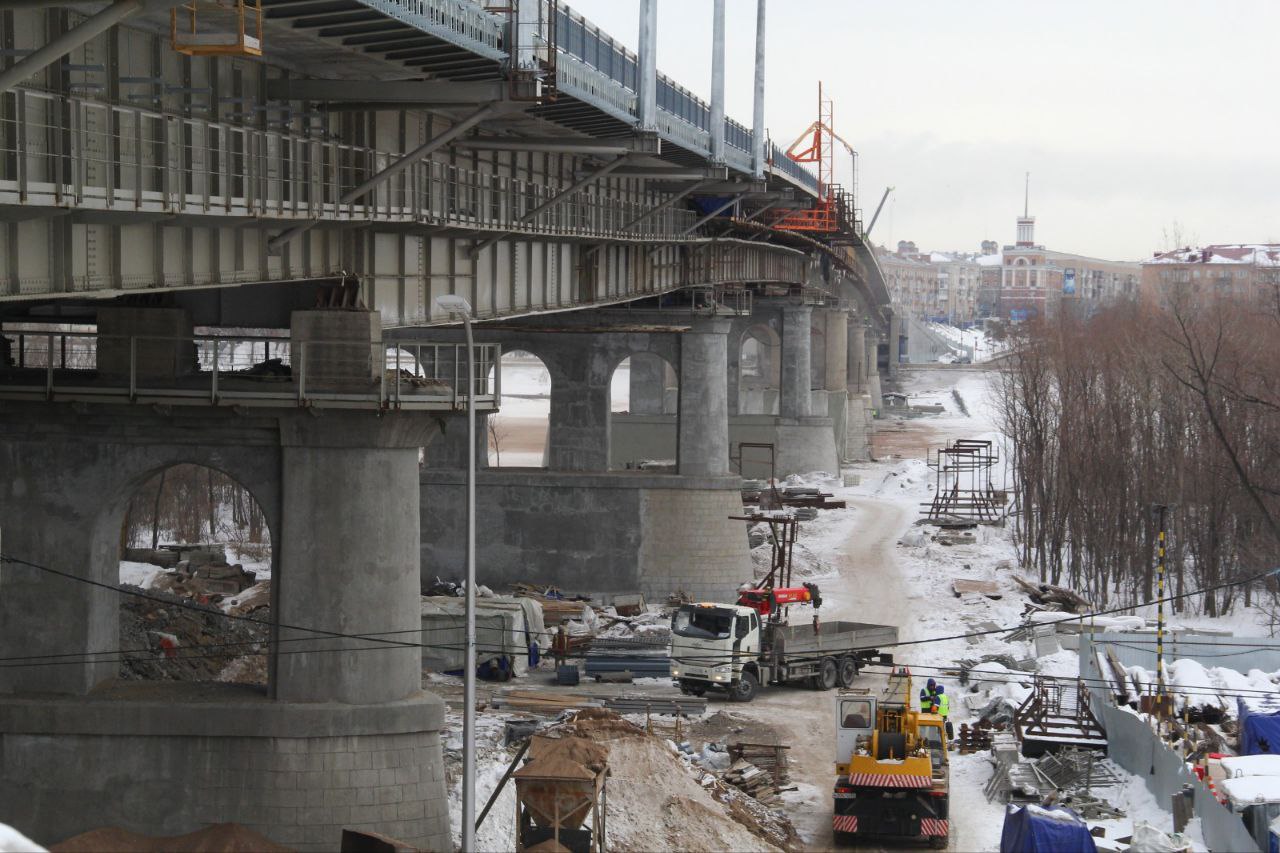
[566,0,1280,260]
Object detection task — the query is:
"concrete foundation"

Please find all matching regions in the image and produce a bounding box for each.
[0,688,447,851]
[420,469,749,601]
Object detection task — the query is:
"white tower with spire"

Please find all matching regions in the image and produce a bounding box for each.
[1016,172,1036,247]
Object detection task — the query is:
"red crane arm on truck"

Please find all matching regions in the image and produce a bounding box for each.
[737,582,822,617]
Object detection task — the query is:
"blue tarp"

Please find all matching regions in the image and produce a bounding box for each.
[1000,804,1096,853]
[1240,696,1280,755]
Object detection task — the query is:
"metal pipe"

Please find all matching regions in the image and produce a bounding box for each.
[268,102,501,252]
[709,0,725,163]
[752,0,767,178]
[462,313,477,853]
[864,186,894,237]
[637,0,657,130]
[0,0,148,94]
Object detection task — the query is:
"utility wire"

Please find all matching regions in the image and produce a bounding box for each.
[5,551,1280,704]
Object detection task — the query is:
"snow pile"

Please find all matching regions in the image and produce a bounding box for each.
[118,560,164,588]
[0,823,44,853]
[1120,659,1280,714]
[604,736,781,852]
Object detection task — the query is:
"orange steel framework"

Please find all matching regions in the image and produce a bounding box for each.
[772,82,856,234]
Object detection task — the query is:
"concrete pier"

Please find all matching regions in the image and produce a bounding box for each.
[678,319,731,476]
[0,396,449,850]
[780,304,812,419]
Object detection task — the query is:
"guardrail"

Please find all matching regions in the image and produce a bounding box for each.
[0,329,500,411]
[0,88,700,242]
[355,0,506,57]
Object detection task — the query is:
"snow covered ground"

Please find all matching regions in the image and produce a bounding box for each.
[926,322,1007,363]
[741,367,1210,851]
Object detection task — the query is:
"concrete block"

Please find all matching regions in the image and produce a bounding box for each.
[396,800,426,822]
[351,769,379,789]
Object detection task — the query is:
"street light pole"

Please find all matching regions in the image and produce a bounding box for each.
[435,294,477,851]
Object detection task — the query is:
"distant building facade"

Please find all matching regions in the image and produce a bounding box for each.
[995,211,1140,321]
[878,208,1141,324]
[1141,244,1280,308]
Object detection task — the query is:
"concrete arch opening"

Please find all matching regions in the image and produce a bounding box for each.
[738,324,780,415]
[609,352,679,470]
[487,350,550,467]
[118,463,274,685]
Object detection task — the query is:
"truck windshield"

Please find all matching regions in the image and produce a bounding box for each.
[672,606,734,640]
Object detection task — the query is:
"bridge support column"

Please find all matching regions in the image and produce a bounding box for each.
[867,333,884,413]
[547,359,611,472]
[780,304,812,419]
[678,319,730,476]
[629,351,670,415]
[844,319,872,461]
[822,310,850,461]
[275,419,428,705]
[847,320,866,394]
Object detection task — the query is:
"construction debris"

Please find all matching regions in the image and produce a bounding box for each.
[117,586,268,683]
[985,744,1124,813]
[1011,575,1093,614]
[953,579,1003,599]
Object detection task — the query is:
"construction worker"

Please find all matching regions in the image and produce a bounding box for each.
[936,683,953,739]
[920,679,939,714]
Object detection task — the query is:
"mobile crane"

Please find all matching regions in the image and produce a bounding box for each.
[832,667,950,848]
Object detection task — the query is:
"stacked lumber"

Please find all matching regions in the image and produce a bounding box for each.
[727,742,790,786]
[511,585,593,625]
[489,689,603,715]
[722,759,783,806]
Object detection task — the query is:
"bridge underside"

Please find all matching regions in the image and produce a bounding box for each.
[0,2,902,849]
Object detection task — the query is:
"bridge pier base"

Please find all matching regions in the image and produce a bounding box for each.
[0,403,449,851]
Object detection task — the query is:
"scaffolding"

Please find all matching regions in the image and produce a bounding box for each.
[923,439,1006,523]
[171,1,263,58]
[771,82,858,235]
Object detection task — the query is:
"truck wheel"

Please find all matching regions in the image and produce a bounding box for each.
[837,656,858,688]
[732,671,759,702]
[930,835,948,849]
[818,657,838,690]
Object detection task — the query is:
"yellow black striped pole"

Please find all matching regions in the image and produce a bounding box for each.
[1155,505,1168,708]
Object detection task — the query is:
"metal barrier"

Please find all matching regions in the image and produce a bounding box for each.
[0,88,700,242]
[1081,634,1264,852]
[0,328,500,412]
[356,0,506,57]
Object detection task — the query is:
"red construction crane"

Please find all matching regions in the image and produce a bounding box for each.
[772,82,857,234]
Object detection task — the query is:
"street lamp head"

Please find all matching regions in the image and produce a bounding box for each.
[435,294,473,316]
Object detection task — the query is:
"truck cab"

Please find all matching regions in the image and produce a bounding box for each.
[669,603,762,701]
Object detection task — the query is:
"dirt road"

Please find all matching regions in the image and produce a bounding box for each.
[735,494,918,851]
